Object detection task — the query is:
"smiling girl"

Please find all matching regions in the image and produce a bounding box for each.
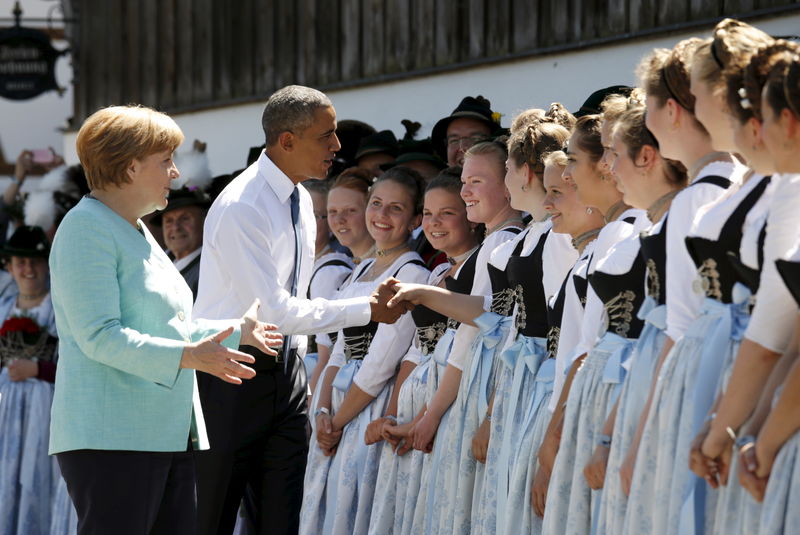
[368,169,481,535]
[385,140,525,535]
[299,167,430,535]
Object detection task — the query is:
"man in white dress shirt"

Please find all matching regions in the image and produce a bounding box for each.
[192,85,402,535]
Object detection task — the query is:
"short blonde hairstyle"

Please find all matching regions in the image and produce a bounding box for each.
[76,105,184,190]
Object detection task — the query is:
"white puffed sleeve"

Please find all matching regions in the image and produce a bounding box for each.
[746,173,800,352]
[353,261,430,396]
[665,179,736,341]
[327,331,347,369]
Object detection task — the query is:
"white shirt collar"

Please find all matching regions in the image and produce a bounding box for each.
[258,150,296,203]
[173,247,202,271]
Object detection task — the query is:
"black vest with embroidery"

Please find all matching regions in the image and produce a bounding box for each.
[589,252,647,339]
[685,175,770,304]
[441,244,481,331]
[546,249,592,359]
[342,257,426,361]
[506,230,549,337]
[639,176,733,306]
[487,228,524,317]
[639,220,668,306]
[776,258,800,309]
[546,270,570,359]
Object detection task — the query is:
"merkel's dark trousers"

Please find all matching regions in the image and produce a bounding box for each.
[194,346,308,535]
[57,448,196,535]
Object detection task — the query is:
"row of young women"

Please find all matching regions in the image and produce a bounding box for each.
[295,17,800,534]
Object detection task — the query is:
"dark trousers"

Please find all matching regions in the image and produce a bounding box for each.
[57,448,196,535]
[195,346,308,535]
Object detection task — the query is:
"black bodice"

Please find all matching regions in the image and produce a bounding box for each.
[506,230,549,337]
[685,175,771,304]
[442,244,481,331]
[342,256,426,360]
[727,218,768,294]
[589,252,647,339]
[488,234,525,317]
[776,259,800,309]
[546,250,592,359]
[411,304,449,356]
[640,218,668,306]
[546,271,570,359]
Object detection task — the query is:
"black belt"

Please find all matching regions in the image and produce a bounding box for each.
[240,345,298,373]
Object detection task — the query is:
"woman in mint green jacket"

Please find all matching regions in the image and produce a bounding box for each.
[48,105,283,535]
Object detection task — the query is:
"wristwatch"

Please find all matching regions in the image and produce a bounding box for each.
[314,407,330,418]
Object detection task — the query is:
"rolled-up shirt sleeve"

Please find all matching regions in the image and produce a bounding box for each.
[203,202,371,335]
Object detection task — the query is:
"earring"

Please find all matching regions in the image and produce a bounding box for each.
[521,184,529,192]
[586,207,593,214]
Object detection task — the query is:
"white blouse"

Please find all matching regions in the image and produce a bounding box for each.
[327,251,430,397]
[550,239,598,411]
[446,227,522,371]
[664,160,746,341]
[742,173,800,352]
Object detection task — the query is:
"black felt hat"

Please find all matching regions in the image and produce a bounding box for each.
[380,139,446,171]
[2,226,49,258]
[355,130,400,161]
[150,187,212,226]
[431,96,501,159]
[573,85,634,118]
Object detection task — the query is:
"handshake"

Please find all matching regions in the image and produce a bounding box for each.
[368,277,426,324]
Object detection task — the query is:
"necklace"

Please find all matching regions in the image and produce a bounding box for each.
[603,200,629,223]
[484,216,524,238]
[571,228,602,252]
[376,242,409,257]
[352,244,376,265]
[687,151,729,181]
[447,245,479,266]
[647,190,680,222]
[363,245,410,281]
[18,291,46,300]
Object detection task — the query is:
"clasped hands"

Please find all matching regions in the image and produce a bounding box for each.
[369,278,428,323]
[180,299,283,384]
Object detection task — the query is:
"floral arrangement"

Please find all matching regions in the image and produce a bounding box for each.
[0,315,55,367]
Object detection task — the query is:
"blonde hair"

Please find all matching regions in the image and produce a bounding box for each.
[543,150,568,168]
[600,88,645,124]
[464,140,508,179]
[76,105,184,190]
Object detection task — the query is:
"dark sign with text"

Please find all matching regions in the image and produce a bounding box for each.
[0,25,64,100]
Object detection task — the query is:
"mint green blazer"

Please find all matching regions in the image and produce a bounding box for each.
[49,198,241,454]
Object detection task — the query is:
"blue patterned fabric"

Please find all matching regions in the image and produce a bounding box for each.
[0,369,59,535]
[757,430,800,534]
[542,332,634,535]
[623,295,749,535]
[595,300,667,534]
[478,335,548,535]
[369,353,432,534]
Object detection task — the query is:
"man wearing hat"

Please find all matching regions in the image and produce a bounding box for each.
[431,95,502,166]
[355,129,399,177]
[153,187,211,299]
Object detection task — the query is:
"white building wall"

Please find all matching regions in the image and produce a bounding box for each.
[21,12,800,178]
